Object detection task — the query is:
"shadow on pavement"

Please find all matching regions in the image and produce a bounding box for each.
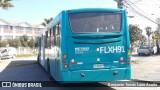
[0,59,116,90]
[6,60,37,68]
[0,58,37,68]
[0,59,41,81]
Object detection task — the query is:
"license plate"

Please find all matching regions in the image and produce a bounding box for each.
[93,64,104,68]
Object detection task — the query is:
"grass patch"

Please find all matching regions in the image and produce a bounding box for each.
[16,54,36,57]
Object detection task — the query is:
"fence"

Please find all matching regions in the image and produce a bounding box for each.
[0,47,38,55]
[16,47,38,54]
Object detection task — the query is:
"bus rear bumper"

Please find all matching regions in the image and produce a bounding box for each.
[61,68,131,83]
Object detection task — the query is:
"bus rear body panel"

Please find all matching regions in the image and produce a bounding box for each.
[67,35,127,71]
[39,8,131,83]
[61,9,131,82]
[61,68,131,82]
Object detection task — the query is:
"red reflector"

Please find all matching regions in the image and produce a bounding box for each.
[64,64,68,68]
[119,60,125,62]
[127,62,130,65]
[71,62,77,64]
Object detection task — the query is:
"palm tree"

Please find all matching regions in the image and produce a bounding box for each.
[145,26,152,45]
[41,17,53,27]
[0,0,13,9]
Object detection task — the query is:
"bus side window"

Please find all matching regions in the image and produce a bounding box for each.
[48,29,52,49]
[53,26,56,46]
[55,23,61,57]
[45,31,48,48]
[46,30,51,49]
[51,26,56,48]
[55,24,60,46]
[57,23,61,46]
[52,26,56,57]
[55,25,58,46]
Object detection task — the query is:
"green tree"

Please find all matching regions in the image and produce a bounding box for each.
[8,38,21,48]
[41,17,53,27]
[129,24,143,52]
[28,38,35,48]
[0,41,7,47]
[0,35,2,41]
[0,0,13,9]
[19,35,29,47]
[145,26,153,45]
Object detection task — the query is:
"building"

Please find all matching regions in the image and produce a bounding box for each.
[0,18,44,40]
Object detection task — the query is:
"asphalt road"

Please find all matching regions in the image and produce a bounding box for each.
[0,63,115,90]
[0,57,160,90]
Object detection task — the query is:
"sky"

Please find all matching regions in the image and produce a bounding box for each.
[0,0,117,24]
[0,0,159,33]
[126,0,160,31]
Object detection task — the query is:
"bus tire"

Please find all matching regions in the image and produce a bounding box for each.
[47,58,52,80]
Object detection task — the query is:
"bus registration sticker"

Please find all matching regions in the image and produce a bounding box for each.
[93,64,104,68]
[75,47,89,54]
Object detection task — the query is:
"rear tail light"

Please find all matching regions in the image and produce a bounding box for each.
[119,57,125,63]
[63,54,67,58]
[127,62,130,65]
[119,60,125,63]
[64,64,68,68]
[71,62,77,64]
[128,52,131,56]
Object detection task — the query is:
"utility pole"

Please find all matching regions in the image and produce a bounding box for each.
[114,0,124,9]
[156,40,159,54]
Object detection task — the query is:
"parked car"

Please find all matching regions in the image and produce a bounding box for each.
[137,45,154,56]
[0,47,17,60]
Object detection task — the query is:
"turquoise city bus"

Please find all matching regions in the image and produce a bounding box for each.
[37,8,131,83]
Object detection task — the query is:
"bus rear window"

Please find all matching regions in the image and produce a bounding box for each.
[69,12,122,33]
